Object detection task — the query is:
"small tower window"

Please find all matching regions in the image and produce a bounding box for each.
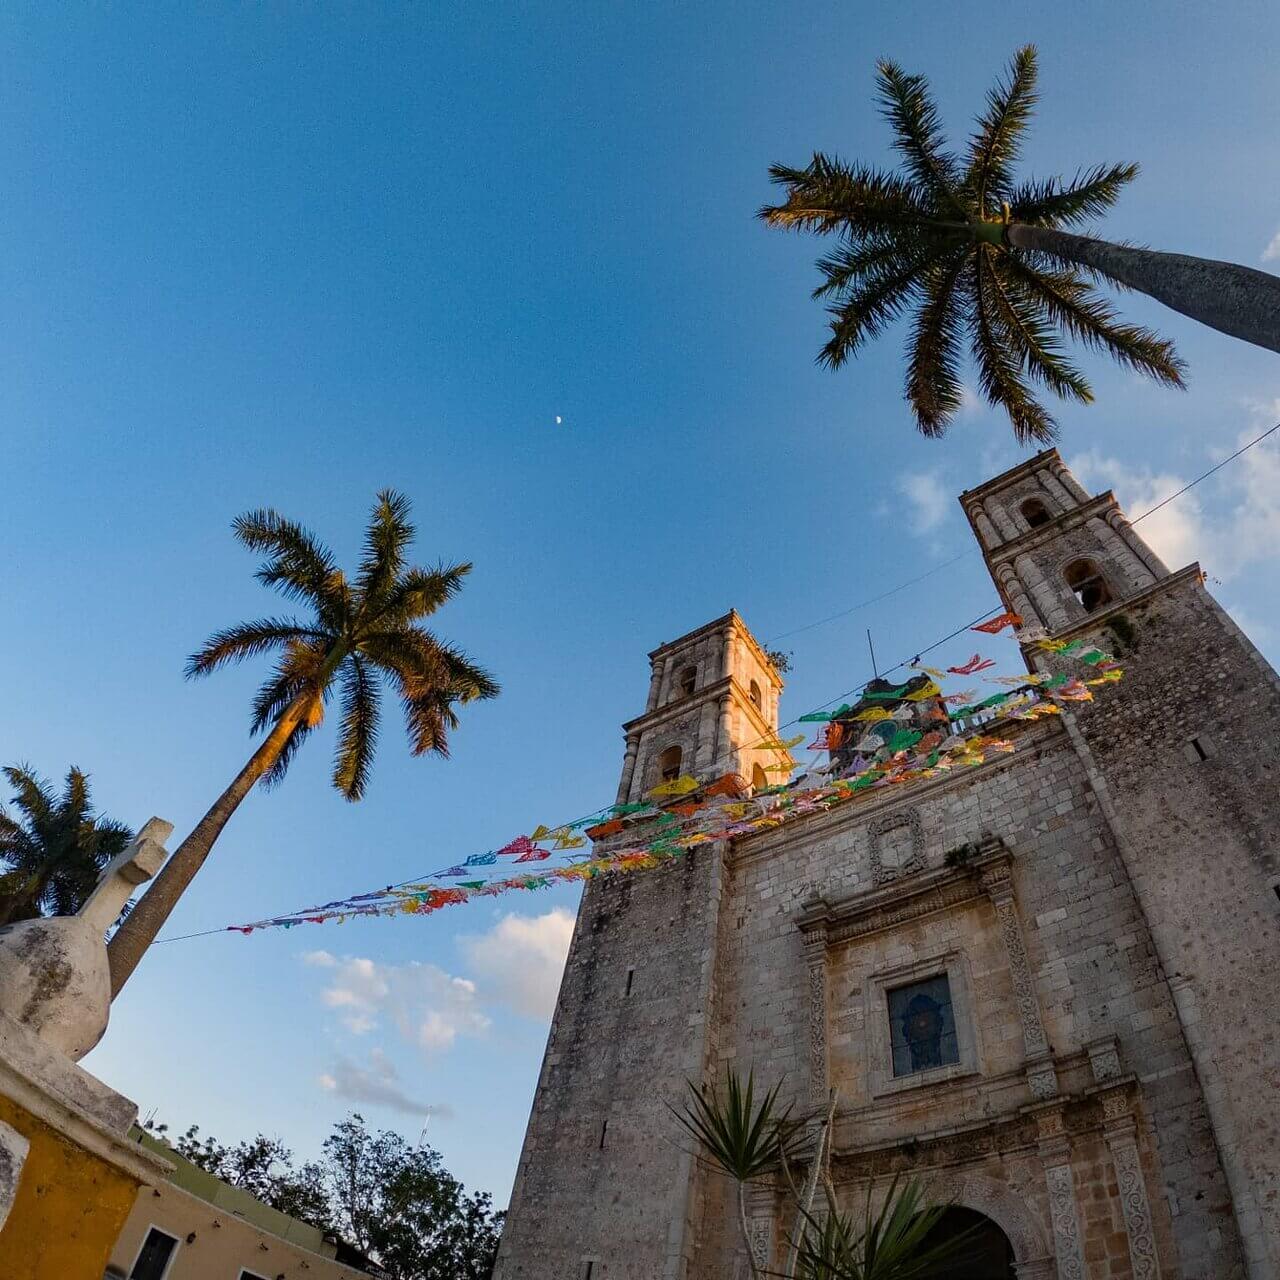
[1021,497,1051,529]
[1064,559,1112,613]
[677,666,696,698]
[749,679,763,710]
[658,745,683,782]
[751,763,767,791]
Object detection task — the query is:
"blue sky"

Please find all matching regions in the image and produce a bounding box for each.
[3,3,1279,1207]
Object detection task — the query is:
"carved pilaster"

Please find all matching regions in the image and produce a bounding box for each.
[617,733,641,804]
[1097,1086,1161,1280]
[801,904,830,1110]
[745,1181,775,1271]
[979,863,1055,1096]
[1043,1159,1086,1280]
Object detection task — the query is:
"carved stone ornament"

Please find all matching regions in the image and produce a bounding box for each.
[804,940,829,1107]
[869,809,925,885]
[1044,1162,1086,1280]
[1109,1135,1161,1279]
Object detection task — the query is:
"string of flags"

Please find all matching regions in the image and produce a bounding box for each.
[219,615,1124,939]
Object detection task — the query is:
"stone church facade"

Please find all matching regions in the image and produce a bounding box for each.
[494,451,1280,1280]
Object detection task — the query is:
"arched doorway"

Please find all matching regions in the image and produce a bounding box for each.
[921,1206,1015,1279]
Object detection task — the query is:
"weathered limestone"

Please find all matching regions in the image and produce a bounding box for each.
[497,453,1276,1280]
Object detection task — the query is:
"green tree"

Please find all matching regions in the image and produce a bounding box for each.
[762,45,1280,443]
[323,1114,503,1280]
[107,491,499,993]
[0,764,133,927]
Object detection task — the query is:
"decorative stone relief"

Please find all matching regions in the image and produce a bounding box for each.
[869,809,925,884]
[0,1119,29,1231]
[746,1183,775,1271]
[981,867,1052,1068]
[1087,1037,1123,1083]
[804,936,829,1108]
[1044,1162,1086,1280]
[1109,1134,1161,1279]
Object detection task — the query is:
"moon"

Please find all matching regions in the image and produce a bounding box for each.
[555,415,562,425]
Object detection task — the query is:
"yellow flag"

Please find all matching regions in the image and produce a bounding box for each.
[854,708,891,722]
[648,774,699,798]
[904,681,942,701]
[530,824,552,841]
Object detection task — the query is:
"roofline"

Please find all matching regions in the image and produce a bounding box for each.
[958,448,1062,504]
[647,609,784,687]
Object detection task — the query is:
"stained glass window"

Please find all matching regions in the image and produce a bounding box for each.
[887,974,959,1077]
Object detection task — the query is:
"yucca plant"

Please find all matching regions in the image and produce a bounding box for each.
[763,45,1280,443]
[671,1071,962,1280]
[106,491,499,994]
[670,1069,807,1278]
[794,1178,965,1280]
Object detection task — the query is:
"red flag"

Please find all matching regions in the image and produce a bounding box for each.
[705,773,748,798]
[498,835,538,857]
[514,848,553,863]
[948,653,997,676]
[585,818,625,840]
[971,611,1022,635]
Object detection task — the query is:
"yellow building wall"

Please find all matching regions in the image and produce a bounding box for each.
[0,1093,142,1280]
[110,1177,370,1280]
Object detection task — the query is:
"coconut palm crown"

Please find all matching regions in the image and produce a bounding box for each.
[0,765,133,926]
[762,45,1189,443]
[106,490,498,993]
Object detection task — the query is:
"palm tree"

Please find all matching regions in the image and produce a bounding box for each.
[0,764,133,927]
[761,45,1280,443]
[107,491,499,994]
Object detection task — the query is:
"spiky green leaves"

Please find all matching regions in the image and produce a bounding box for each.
[189,492,499,801]
[761,44,1185,442]
[669,1069,806,1184]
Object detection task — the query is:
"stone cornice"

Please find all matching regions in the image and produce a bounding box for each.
[796,839,1011,947]
[959,448,1061,504]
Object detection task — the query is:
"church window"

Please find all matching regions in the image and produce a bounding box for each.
[749,679,763,710]
[751,763,767,791]
[129,1228,179,1280]
[887,975,960,1077]
[1021,497,1051,529]
[1064,558,1112,613]
[677,665,696,697]
[658,745,682,782]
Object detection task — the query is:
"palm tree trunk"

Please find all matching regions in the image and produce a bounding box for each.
[1006,223,1280,354]
[106,699,309,996]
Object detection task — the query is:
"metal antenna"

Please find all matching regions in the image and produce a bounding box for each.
[867,629,879,679]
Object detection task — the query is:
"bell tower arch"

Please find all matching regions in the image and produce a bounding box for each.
[615,610,792,803]
[959,448,1169,634]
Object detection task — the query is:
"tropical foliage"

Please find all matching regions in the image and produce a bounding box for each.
[670,1068,961,1279]
[148,1113,503,1279]
[762,45,1279,441]
[107,490,499,992]
[0,764,132,927]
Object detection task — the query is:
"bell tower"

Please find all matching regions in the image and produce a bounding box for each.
[615,610,791,803]
[964,449,1280,1276]
[959,448,1171,635]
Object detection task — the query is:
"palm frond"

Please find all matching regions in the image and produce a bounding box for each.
[819,252,935,368]
[1008,162,1138,228]
[966,44,1038,209]
[875,60,964,213]
[333,657,381,801]
[364,629,500,705]
[186,618,322,679]
[971,254,1057,443]
[366,563,474,629]
[2,765,54,828]
[259,719,318,790]
[356,490,415,618]
[233,508,346,622]
[1003,258,1187,387]
[983,258,1093,403]
[761,157,934,237]
[62,767,89,824]
[905,254,969,435]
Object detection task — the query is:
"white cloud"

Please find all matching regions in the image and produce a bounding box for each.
[458,909,575,1020]
[1263,229,1280,263]
[1070,411,1280,580]
[318,1048,455,1121]
[897,471,951,536]
[303,950,490,1048]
